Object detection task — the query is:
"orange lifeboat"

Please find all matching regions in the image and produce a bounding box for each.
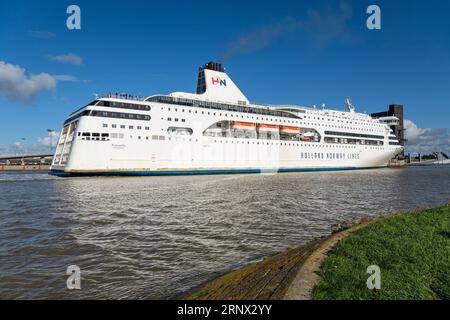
[257,123,279,131]
[230,121,256,130]
[280,125,299,134]
[300,135,311,141]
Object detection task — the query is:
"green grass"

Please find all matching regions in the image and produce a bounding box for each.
[312,204,450,300]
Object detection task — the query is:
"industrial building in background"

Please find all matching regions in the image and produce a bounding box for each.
[371,104,406,159]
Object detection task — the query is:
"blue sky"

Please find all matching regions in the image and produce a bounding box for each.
[1,0,449,155]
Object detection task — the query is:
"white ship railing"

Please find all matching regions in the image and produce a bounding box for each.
[100,92,146,101]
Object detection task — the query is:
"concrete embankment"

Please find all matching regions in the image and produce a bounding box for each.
[0,165,50,171]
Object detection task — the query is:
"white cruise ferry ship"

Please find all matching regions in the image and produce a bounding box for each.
[50,62,403,176]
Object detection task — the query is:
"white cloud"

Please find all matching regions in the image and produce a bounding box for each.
[37,130,59,147]
[47,53,83,66]
[52,75,78,82]
[0,61,56,104]
[301,0,354,48]
[0,131,59,157]
[53,74,88,83]
[221,17,301,61]
[29,30,56,40]
[0,61,88,104]
[221,1,354,60]
[404,119,450,154]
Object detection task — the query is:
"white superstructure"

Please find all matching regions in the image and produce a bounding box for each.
[50,62,403,176]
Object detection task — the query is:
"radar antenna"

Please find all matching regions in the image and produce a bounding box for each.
[345,98,355,113]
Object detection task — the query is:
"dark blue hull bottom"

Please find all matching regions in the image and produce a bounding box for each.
[49,166,387,177]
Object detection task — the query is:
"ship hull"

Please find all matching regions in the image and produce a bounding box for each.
[50,95,403,176]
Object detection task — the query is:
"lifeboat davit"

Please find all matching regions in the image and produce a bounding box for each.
[300,131,314,141]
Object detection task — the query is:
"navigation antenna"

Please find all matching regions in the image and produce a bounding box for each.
[345,98,355,113]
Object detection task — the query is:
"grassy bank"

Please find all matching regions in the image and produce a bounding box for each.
[312,204,450,300]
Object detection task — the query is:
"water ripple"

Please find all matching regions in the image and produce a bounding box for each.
[0,166,449,299]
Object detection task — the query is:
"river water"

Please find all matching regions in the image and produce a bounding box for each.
[0,166,449,299]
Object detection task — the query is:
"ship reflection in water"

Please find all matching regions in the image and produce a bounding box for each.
[0,166,449,299]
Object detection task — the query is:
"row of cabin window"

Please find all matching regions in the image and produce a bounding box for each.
[324,137,384,146]
[78,132,110,141]
[324,130,384,140]
[305,115,382,128]
[90,110,150,121]
[167,118,186,123]
[206,139,383,150]
[312,123,383,133]
[64,109,151,125]
[304,114,384,132]
[165,107,300,124]
[102,123,150,130]
[109,134,166,141]
[79,131,164,141]
[96,100,151,111]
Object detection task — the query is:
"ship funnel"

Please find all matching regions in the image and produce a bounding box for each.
[195,61,249,105]
[197,61,225,94]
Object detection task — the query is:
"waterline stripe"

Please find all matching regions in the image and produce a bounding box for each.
[49,166,387,177]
